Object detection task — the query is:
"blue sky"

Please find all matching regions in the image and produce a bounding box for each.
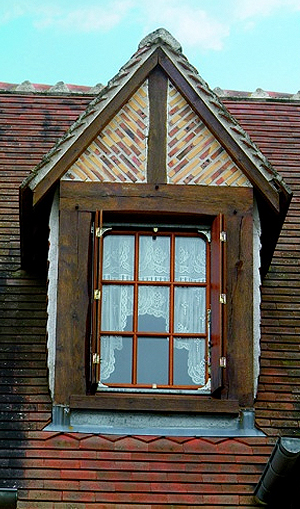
[0,0,299,93]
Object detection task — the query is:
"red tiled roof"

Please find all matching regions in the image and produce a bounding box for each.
[225,99,300,436]
[0,83,300,506]
[10,430,275,506]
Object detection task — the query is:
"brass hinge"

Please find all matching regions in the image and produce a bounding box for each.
[92,353,100,364]
[96,227,112,238]
[220,231,227,242]
[207,308,211,335]
[220,356,227,368]
[94,289,101,300]
[220,293,226,304]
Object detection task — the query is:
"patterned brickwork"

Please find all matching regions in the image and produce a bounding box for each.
[167,83,251,187]
[64,81,149,183]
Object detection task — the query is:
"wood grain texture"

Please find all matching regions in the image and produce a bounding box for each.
[54,209,91,404]
[147,67,168,183]
[70,393,240,413]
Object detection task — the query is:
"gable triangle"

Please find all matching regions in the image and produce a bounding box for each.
[63,75,251,187]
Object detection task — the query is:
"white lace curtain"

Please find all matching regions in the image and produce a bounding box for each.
[100,234,207,385]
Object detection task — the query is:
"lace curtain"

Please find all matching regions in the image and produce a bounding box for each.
[100,234,207,385]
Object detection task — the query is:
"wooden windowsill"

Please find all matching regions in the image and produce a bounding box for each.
[70,393,240,414]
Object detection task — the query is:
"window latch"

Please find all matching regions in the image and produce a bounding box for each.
[96,227,112,238]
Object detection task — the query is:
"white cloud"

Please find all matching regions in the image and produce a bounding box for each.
[2,0,299,54]
[142,1,230,50]
[0,0,231,50]
[0,0,133,32]
[234,0,300,20]
[34,1,133,32]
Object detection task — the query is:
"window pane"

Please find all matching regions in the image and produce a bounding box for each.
[138,286,169,332]
[100,336,132,383]
[139,235,170,281]
[174,337,206,385]
[102,235,135,280]
[174,287,206,333]
[102,285,134,331]
[137,337,169,385]
[175,236,206,282]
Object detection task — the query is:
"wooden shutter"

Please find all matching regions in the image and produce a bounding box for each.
[210,214,226,395]
[90,210,102,387]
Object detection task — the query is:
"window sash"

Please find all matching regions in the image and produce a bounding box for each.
[91,215,223,391]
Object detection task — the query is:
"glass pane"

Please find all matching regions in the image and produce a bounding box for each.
[100,336,132,383]
[138,286,169,332]
[101,285,133,331]
[137,337,169,385]
[174,287,206,333]
[175,236,206,282]
[139,235,170,281]
[174,338,206,385]
[102,234,134,280]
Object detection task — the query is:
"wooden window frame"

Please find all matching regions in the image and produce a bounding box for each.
[93,224,211,391]
[54,181,254,412]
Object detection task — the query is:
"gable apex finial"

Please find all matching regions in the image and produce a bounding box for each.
[138,28,182,53]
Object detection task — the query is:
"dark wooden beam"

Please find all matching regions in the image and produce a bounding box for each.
[70,393,240,414]
[60,181,253,216]
[54,208,92,405]
[147,67,168,183]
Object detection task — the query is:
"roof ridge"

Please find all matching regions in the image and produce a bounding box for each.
[214,87,300,100]
[0,80,103,95]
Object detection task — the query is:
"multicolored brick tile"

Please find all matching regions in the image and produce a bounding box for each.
[64,81,149,183]
[167,83,251,187]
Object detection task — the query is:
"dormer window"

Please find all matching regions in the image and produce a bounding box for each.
[19,29,291,426]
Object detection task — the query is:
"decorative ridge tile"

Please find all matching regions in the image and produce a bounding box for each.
[0,80,101,95]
